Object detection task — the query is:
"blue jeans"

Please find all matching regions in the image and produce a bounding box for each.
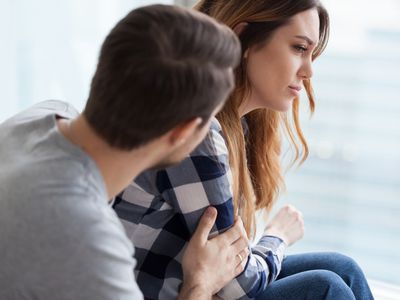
[255,252,374,300]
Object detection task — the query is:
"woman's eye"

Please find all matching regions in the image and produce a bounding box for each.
[294,45,308,53]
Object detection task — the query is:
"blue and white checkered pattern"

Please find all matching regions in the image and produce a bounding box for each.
[114,118,287,300]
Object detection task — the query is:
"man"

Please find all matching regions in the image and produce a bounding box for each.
[0,4,248,300]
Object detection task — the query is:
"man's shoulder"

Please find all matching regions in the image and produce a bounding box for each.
[33,100,79,118]
[1,100,78,126]
[18,100,78,120]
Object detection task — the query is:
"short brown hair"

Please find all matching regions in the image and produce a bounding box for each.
[84,4,240,150]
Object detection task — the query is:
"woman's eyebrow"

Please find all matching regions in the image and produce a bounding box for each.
[294,35,316,46]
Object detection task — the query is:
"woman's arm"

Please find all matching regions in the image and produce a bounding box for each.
[115,119,288,299]
[157,120,288,298]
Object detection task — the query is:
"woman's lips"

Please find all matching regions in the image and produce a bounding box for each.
[289,85,302,96]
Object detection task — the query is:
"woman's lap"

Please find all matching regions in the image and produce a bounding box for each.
[279,252,359,279]
[255,252,374,300]
[256,269,355,300]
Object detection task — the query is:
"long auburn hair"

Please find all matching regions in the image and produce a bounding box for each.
[194,0,330,238]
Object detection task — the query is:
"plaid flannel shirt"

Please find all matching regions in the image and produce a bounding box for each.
[114,118,287,300]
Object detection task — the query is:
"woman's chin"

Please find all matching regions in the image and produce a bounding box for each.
[272,100,293,112]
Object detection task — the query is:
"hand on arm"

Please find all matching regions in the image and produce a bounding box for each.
[162,123,284,297]
[264,204,304,246]
[178,207,249,300]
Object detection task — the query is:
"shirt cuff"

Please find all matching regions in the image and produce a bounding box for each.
[257,235,287,263]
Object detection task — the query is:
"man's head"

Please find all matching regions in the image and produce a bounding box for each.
[84,4,240,155]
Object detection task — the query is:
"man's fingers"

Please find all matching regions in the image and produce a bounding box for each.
[192,207,217,244]
[234,250,248,277]
[231,237,248,257]
[235,247,249,266]
[217,217,243,244]
[237,218,249,244]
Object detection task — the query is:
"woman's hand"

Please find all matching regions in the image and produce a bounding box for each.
[179,207,249,299]
[263,204,304,246]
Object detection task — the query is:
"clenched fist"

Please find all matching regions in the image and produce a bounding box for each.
[263,204,305,246]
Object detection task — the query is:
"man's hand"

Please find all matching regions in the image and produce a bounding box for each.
[178,207,249,300]
[264,204,304,246]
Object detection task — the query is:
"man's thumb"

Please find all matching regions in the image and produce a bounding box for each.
[192,207,217,244]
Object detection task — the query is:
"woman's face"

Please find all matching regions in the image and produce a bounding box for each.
[241,8,320,115]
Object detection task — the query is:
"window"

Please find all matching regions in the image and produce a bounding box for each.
[275,0,400,286]
[2,0,399,288]
[180,0,400,287]
[0,0,172,122]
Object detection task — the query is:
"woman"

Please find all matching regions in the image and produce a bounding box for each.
[114,0,374,299]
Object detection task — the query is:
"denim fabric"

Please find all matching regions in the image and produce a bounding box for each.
[255,252,374,300]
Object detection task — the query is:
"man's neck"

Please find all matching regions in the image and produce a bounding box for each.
[57,115,160,200]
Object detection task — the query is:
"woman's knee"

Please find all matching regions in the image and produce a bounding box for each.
[327,252,358,267]
[325,252,366,282]
[307,270,356,300]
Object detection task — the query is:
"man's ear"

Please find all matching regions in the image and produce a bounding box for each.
[233,22,249,59]
[168,117,202,147]
[233,22,248,36]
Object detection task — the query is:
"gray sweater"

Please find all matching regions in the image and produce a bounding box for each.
[0,100,143,300]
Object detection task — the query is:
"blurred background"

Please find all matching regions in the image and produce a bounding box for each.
[1,0,399,294]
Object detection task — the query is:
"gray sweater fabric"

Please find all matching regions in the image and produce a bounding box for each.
[0,100,143,300]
